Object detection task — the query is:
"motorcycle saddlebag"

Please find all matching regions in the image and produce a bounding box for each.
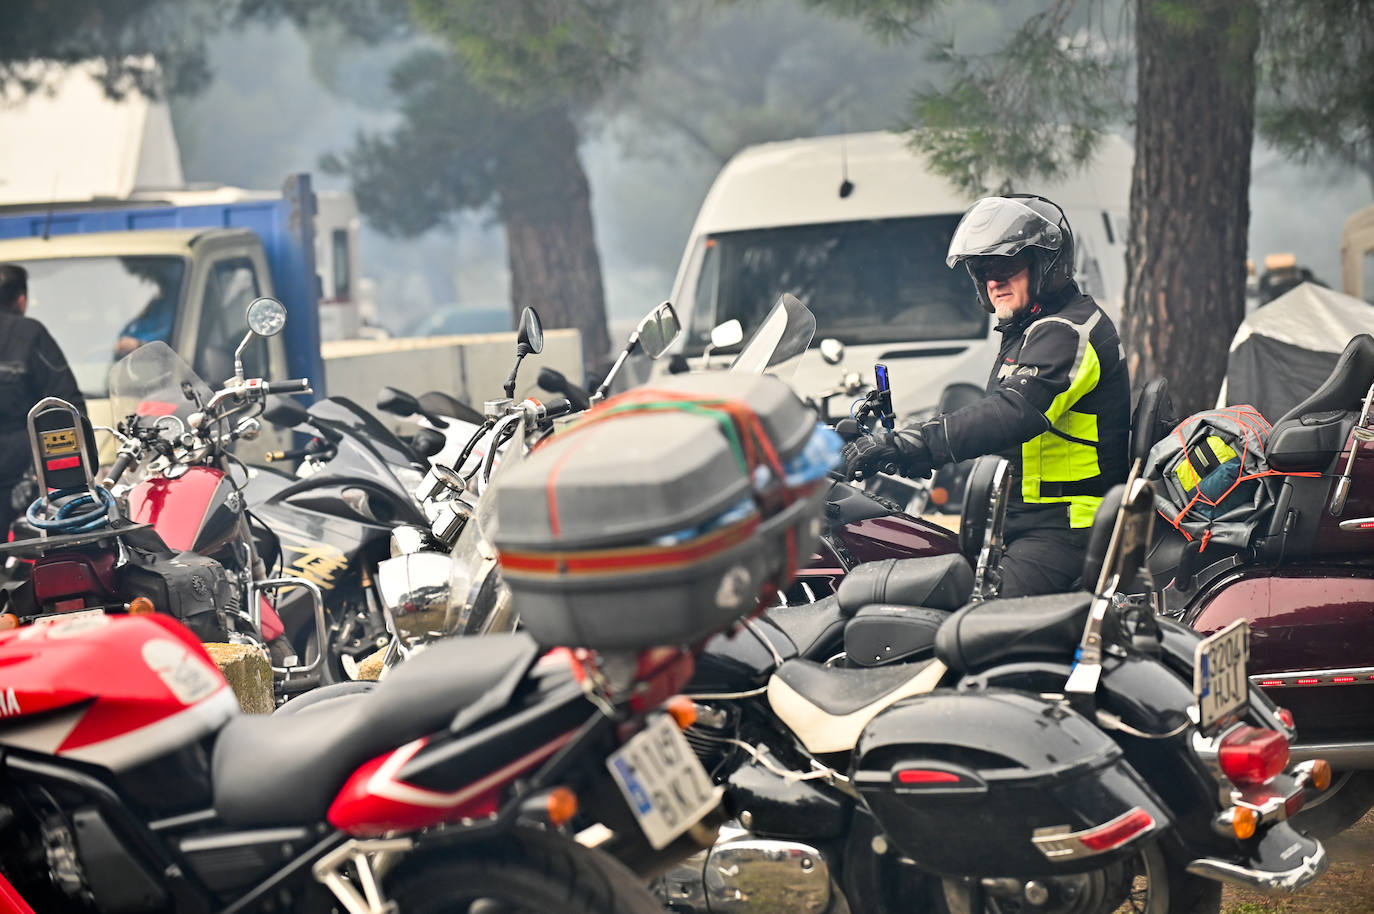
[117,544,232,643]
[852,689,1168,878]
[492,374,835,650]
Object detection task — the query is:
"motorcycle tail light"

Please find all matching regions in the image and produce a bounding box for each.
[1218,725,1290,787]
[1276,707,1295,729]
[1077,808,1155,852]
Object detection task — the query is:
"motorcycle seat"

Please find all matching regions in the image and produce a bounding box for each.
[767,656,946,754]
[766,594,847,661]
[211,633,540,828]
[835,555,973,615]
[844,604,948,666]
[934,593,1093,674]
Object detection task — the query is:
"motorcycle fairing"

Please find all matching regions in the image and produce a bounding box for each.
[0,614,235,772]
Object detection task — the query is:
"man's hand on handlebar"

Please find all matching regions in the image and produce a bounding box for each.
[840,428,935,482]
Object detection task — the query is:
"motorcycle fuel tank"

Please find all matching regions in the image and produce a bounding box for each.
[128,466,242,555]
[0,613,236,772]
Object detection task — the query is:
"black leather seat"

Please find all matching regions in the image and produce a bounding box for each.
[836,555,973,615]
[766,594,847,661]
[212,633,540,827]
[933,592,1093,673]
[1268,334,1374,471]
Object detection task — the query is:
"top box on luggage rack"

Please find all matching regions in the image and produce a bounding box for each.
[491,373,838,650]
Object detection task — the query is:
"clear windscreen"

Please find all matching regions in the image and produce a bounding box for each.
[107,340,212,428]
[728,293,817,379]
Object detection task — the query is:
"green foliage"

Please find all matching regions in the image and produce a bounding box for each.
[407,0,661,109]
[799,0,943,40]
[1257,0,1374,185]
[902,1,1131,195]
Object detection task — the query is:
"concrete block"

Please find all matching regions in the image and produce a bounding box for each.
[204,643,274,714]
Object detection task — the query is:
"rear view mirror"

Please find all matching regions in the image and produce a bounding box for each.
[377,386,420,418]
[263,396,311,429]
[517,307,545,355]
[820,338,845,365]
[710,319,744,352]
[636,302,681,360]
[246,297,287,337]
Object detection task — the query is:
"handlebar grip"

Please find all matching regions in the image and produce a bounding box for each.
[103,452,135,488]
[543,397,575,419]
[265,379,312,394]
[265,446,313,463]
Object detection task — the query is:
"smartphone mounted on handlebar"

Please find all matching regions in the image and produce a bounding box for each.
[873,363,895,430]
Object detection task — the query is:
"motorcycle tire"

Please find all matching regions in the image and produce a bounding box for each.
[941,841,1221,914]
[1290,769,1374,840]
[387,826,664,914]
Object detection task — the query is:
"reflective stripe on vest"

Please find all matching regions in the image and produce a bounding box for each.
[1020,312,1105,528]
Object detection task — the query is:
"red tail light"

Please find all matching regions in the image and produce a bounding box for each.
[1218,725,1290,786]
[1276,707,1295,729]
[1078,808,1156,852]
[897,769,962,785]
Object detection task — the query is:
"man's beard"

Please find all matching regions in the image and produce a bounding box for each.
[993,301,1019,321]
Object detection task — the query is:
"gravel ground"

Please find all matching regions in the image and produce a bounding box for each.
[1221,811,1374,914]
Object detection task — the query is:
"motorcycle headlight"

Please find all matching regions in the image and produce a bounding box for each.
[376,551,457,644]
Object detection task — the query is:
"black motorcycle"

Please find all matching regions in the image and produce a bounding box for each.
[659,471,1331,914]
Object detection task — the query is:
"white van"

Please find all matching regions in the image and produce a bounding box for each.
[663,131,1133,418]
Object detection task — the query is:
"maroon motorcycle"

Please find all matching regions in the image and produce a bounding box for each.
[1146,333,1374,836]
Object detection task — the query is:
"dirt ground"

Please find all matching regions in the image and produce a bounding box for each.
[1221,811,1374,914]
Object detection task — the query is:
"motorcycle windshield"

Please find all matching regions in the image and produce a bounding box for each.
[728,293,817,379]
[107,341,213,427]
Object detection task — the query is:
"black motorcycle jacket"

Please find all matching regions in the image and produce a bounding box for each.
[918,282,1130,535]
[0,310,86,483]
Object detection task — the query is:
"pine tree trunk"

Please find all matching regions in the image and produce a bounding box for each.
[1123,0,1260,417]
[497,105,610,372]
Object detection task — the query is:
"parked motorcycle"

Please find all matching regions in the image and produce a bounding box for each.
[660,470,1332,914]
[0,299,329,690]
[1142,333,1374,837]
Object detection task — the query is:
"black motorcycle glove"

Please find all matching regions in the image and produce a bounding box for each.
[841,428,935,480]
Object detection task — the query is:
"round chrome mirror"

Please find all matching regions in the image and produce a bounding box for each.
[517,307,545,354]
[819,338,845,365]
[246,297,287,337]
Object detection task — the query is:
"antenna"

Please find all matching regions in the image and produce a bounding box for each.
[838,133,854,199]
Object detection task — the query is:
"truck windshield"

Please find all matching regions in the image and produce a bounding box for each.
[19,255,188,398]
[682,215,986,353]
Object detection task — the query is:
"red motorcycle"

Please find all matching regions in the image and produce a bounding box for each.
[1149,333,1374,836]
[0,611,708,914]
[0,298,332,696]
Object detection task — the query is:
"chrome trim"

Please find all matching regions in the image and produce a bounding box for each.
[1030,807,1157,861]
[252,576,328,676]
[654,826,834,914]
[313,836,413,914]
[1289,741,1374,769]
[1186,842,1328,894]
[1337,515,1374,531]
[1252,665,1374,686]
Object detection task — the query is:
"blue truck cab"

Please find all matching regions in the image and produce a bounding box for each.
[0,174,324,411]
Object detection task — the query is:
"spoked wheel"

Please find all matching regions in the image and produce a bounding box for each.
[387,827,664,914]
[942,842,1221,914]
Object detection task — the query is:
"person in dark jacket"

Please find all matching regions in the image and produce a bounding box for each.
[0,264,87,535]
[842,195,1131,597]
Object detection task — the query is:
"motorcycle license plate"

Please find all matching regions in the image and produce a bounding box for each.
[606,714,721,850]
[1194,619,1250,732]
[33,607,106,627]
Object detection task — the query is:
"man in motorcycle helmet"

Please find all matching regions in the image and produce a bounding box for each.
[842,195,1131,597]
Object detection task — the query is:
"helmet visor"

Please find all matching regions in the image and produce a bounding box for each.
[945,197,1064,268]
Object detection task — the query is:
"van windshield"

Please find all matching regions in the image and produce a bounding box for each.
[683,215,986,353]
[20,255,188,398]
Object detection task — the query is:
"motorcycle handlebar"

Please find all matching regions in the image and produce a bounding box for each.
[264,379,312,395]
[102,451,135,489]
[543,397,575,419]
[265,445,315,463]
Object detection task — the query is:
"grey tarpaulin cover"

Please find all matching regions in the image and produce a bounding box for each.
[1146,405,1278,549]
[1221,282,1374,421]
